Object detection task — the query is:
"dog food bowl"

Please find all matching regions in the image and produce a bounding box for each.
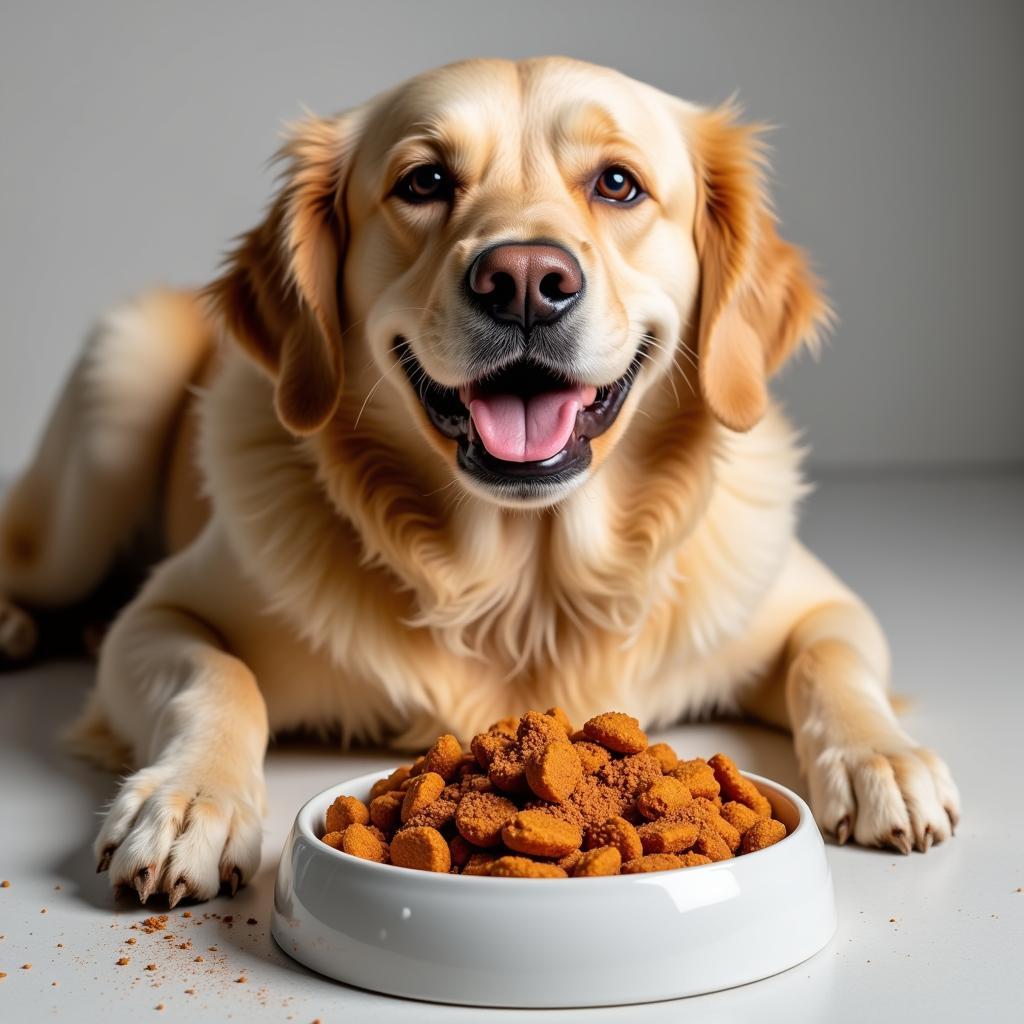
[271,769,836,1007]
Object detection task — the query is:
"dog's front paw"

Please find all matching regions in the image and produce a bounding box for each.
[94,763,264,906]
[805,740,960,854]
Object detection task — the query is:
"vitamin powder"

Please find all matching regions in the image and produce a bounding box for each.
[316,708,788,877]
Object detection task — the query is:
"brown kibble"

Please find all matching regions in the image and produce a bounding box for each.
[525,739,583,804]
[455,791,519,847]
[572,740,611,775]
[487,856,568,878]
[487,744,527,793]
[125,938,136,945]
[670,759,721,800]
[145,963,157,972]
[708,753,772,818]
[557,849,584,872]
[585,816,643,863]
[246,917,257,925]
[461,852,498,876]
[502,810,582,858]
[116,957,130,966]
[721,800,764,836]
[740,817,788,854]
[582,711,648,754]
[401,771,446,823]
[235,976,247,983]
[193,956,204,963]
[0,880,9,887]
[471,731,513,771]
[390,826,451,872]
[693,826,734,862]
[647,742,678,773]
[369,765,412,801]
[341,823,389,863]
[636,776,692,819]
[320,830,346,850]
[369,789,405,832]
[638,819,700,855]
[678,852,713,866]
[544,706,575,737]
[572,846,622,877]
[422,734,464,781]
[325,794,370,834]
[622,853,685,874]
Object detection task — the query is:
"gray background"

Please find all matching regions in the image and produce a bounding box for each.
[1,0,1022,474]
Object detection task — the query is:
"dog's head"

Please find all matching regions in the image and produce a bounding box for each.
[212,57,828,508]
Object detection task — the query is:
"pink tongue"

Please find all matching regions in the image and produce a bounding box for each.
[468,385,597,463]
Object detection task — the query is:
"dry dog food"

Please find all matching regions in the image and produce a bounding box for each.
[317,709,788,877]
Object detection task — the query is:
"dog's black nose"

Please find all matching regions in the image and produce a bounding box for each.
[466,242,583,329]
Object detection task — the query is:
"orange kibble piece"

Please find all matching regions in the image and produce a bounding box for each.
[582,711,648,754]
[572,740,612,775]
[572,846,622,877]
[740,817,788,854]
[341,823,389,863]
[636,776,692,820]
[400,771,446,823]
[708,753,773,818]
[678,852,712,867]
[544,707,575,737]
[502,810,582,858]
[455,791,519,847]
[461,852,499,876]
[325,795,370,834]
[720,800,764,836]
[670,759,721,800]
[422,734,464,781]
[389,827,451,872]
[647,742,679,773]
[470,731,513,771]
[693,826,734,862]
[525,739,583,804]
[487,857,568,879]
[369,765,412,801]
[637,819,700,855]
[369,790,405,832]
[585,816,643,863]
[319,830,346,851]
[621,853,686,874]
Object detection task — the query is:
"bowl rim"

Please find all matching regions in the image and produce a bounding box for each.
[293,767,813,887]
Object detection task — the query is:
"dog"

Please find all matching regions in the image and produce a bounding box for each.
[0,57,959,905]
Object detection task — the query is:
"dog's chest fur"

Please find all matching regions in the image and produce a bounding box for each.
[200,352,805,748]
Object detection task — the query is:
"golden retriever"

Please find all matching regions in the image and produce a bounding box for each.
[0,57,959,906]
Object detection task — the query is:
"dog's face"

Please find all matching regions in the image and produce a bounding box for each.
[215,58,826,508]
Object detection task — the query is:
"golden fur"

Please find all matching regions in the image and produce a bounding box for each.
[0,58,959,905]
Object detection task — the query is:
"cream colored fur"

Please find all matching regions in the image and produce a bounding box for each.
[0,57,959,906]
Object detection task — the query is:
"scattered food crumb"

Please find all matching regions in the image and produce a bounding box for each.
[21,963,31,970]
[184,989,195,995]
[116,957,130,966]
[0,973,7,980]
[247,918,258,925]
[193,956,204,963]
[889,917,897,923]
[145,963,157,972]
[155,1004,164,1012]
[0,881,10,888]
[54,884,61,891]
[51,981,58,987]
[126,938,136,945]
[40,908,47,914]
[182,911,192,918]
[177,941,191,950]
[141,915,168,933]
[235,975,247,984]
[222,915,233,924]
[208,946,218,952]
[56,943,63,948]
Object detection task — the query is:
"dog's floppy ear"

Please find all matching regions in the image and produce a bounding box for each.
[209,113,362,434]
[689,104,830,432]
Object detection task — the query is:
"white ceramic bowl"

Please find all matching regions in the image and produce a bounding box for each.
[272,769,836,1007]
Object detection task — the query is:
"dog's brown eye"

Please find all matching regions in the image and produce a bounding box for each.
[396,164,454,204]
[595,167,641,204]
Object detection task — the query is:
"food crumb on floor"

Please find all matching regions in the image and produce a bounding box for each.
[0,972,7,980]
[0,880,10,888]
[145,963,157,972]
[21,963,31,970]
[235,975,247,983]
[116,957,130,966]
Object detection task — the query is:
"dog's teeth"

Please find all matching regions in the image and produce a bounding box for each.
[134,866,156,904]
[167,880,188,910]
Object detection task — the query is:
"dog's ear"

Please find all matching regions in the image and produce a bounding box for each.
[208,113,362,434]
[688,104,830,432]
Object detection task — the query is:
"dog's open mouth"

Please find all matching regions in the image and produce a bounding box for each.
[396,339,641,489]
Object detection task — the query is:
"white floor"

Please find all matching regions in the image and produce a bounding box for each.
[1,472,1022,1023]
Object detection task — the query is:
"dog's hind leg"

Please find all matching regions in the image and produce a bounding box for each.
[0,289,212,664]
